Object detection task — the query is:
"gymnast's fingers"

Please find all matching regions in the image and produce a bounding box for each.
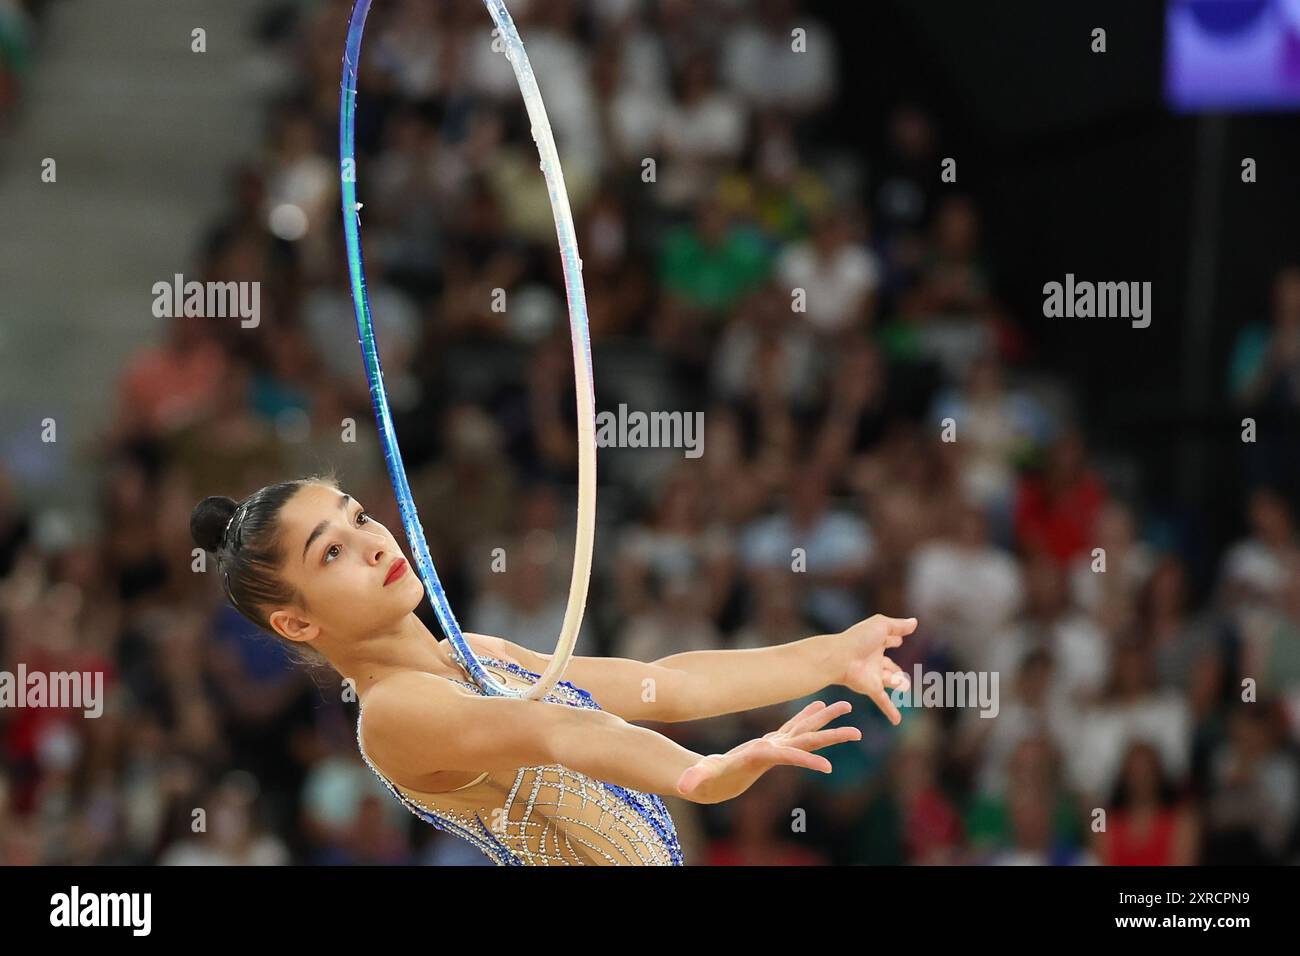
[789,699,852,735]
[885,616,918,637]
[675,764,708,796]
[883,659,910,691]
[782,726,862,752]
[773,699,828,736]
[765,743,833,774]
[868,685,903,726]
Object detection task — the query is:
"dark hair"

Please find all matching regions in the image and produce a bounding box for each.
[1107,740,1180,811]
[190,472,339,659]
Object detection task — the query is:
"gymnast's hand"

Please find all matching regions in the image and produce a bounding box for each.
[674,700,861,804]
[836,614,917,726]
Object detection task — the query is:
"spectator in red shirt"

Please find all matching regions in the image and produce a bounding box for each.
[1096,741,1198,865]
[1014,427,1107,565]
[895,736,964,864]
[111,314,228,442]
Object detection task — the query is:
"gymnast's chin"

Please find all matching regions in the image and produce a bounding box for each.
[189,473,912,865]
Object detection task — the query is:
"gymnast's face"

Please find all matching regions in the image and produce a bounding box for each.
[267,483,423,646]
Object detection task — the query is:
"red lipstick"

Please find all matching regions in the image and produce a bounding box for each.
[383,557,408,586]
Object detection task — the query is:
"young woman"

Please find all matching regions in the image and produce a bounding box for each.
[190,475,916,865]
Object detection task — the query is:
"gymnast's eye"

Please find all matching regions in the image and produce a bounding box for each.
[324,510,373,564]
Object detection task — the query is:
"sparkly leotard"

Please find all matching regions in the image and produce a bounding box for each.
[356,654,685,865]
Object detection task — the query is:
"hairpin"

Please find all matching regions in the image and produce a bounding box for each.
[221,505,243,612]
[223,567,242,612]
[222,503,244,549]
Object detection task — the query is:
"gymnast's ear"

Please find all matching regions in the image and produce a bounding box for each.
[268,608,319,644]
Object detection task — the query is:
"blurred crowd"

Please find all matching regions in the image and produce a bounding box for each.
[3,0,1300,866]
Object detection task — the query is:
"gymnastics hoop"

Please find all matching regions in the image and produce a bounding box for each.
[339,0,597,700]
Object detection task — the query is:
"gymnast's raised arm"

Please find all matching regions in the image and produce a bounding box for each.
[464,614,918,727]
[359,671,862,805]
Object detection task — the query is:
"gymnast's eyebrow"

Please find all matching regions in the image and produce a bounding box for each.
[303,493,352,563]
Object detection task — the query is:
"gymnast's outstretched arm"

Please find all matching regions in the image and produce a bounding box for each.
[463,614,917,727]
[359,671,863,804]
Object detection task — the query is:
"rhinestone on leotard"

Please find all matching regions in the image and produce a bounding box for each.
[355,655,685,865]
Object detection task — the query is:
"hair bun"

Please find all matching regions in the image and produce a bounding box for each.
[191,495,238,553]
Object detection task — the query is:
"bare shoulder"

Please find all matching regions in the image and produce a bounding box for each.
[358,662,564,789]
[358,673,465,770]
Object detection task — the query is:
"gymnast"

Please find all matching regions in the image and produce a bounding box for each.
[191,475,916,865]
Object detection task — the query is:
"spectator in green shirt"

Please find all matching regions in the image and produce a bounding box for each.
[659,196,772,318]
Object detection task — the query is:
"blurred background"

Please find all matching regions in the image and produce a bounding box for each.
[2,0,1300,865]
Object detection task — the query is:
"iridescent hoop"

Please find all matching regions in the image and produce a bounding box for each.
[339,0,596,699]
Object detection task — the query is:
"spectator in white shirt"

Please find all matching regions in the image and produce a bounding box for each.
[1067,639,1192,805]
[1068,500,1155,617]
[722,0,836,114]
[657,49,749,209]
[777,209,882,337]
[986,553,1110,705]
[1219,486,1298,613]
[907,498,1023,670]
[961,647,1078,800]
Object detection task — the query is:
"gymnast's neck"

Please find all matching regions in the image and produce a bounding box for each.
[321,612,460,701]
